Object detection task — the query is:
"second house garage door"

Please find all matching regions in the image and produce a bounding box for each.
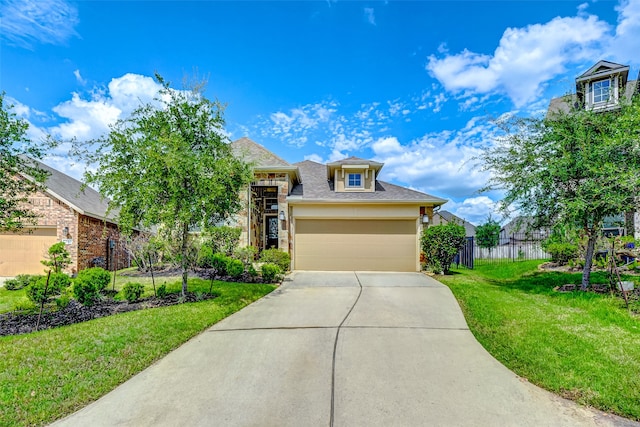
[294,219,417,271]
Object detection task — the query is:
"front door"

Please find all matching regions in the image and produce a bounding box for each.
[265,215,279,249]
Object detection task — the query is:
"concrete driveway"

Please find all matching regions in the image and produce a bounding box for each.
[53,272,637,427]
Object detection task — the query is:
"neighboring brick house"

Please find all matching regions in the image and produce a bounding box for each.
[0,161,128,276]
[231,137,447,271]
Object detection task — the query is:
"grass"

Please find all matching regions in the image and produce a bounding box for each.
[439,261,640,421]
[0,277,275,427]
[0,286,28,313]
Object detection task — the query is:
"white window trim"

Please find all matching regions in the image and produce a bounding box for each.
[346,172,364,189]
[592,78,611,105]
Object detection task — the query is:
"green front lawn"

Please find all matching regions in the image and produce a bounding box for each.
[0,278,275,427]
[439,261,640,421]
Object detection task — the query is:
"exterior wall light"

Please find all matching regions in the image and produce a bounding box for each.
[63,226,70,236]
[279,211,286,221]
[421,215,429,224]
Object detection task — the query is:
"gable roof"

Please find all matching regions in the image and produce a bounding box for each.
[431,210,476,236]
[326,156,384,180]
[29,160,117,222]
[576,60,629,83]
[289,160,447,205]
[231,137,291,168]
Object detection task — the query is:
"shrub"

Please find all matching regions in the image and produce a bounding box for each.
[26,273,71,305]
[545,242,579,265]
[156,284,167,299]
[259,249,290,272]
[4,274,40,290]
[211,253,230,276]
[226,258,244,279]
[123,282,145,302]
[41,242,72,273]
[14,299,36,312]
[233,246,258,268]
[56,289,72,309]
[205,226,242,256]
[73,267,111,306]
[421,223,466,274]
[197,245,215,268]
[261,263,282,283]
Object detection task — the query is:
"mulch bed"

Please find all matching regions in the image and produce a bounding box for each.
[0,292,215,337]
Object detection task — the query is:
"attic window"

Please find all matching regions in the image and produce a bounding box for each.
[347,173,362,188]
[593,79,611,104]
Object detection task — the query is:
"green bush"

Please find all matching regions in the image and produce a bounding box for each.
[421,223,466,274]
[233,246,258,268]
[211,253,230,276]
[545,242,579,265]
[226,258,244,279]
[156,284,167,299]
[259,249,290,272]
[4,274,40,290]
[56,289,72,309]
[26,273,71,305]
[41,242,72,273]
[261,263,282,283]
[205,226,242,256]
[196,245,215,268]
[123,282,145,302]
[73,267,111,306]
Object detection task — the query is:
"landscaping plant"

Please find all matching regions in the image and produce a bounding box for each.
[122,282,145,302]
[41,242,71,274]
[421,222,466,274]
[4,274,39,291]
[73,267,111,306]
[261,263,282,283]
[259,249,291,272]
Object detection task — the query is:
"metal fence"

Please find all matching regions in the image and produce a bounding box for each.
[456,233,550,269]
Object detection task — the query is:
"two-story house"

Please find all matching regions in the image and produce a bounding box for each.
[548,60,640,237]
[231,137,446,271]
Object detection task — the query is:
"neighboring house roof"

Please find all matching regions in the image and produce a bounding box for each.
[31,160,117,222]
[231,137,291,168]
[500,216,549,236]
[431,210,476,237]
[289,160,447,204]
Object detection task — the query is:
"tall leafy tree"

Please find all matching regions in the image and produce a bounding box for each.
[83,75,253,295]
[0,93,50,232]
[475,216,501,254]
[480,97,640,290]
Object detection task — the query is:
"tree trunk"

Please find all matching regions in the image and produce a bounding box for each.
[581,232,597,291]
[180,222,189,296]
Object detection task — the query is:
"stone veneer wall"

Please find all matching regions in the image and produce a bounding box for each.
[235,172,291,254]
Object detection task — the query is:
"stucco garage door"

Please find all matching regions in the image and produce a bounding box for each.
[294,219,417,271]
[0,228,57,276]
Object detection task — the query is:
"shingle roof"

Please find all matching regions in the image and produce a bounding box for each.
[431,210,476,237]
[231,137,290,167]
[289,160,447,204]
[32,160,117,222]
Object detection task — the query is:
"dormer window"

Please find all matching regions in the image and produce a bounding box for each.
[593,79,611,104]
[347,173,362,188]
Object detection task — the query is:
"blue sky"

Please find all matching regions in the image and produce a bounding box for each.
[2,0,639,224]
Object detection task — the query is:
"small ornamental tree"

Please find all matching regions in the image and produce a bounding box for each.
[41,242,71,274]
[421,223,466,274]
[475,216,501,254]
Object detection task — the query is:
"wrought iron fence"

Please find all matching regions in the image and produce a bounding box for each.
[456,232,550,269]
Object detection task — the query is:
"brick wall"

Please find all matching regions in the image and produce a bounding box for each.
[77,215,129,271]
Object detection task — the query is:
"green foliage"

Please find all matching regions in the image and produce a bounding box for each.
[421,223,466,274]
[41,242,72,273]
[13,299,36,312]
[233,245,257,267]
[4,274,40,290]
[79,74,253,296]
[545,242,579,265]
[211,253,230,276]
[156,284,167,299]
[247,264,258,279]
[479,97,640,289]
[197,245,215,268]
[259,249,291,272]
[206,226,242,256]
[55,288,72,309]
[73,267,111,306]
[122,282,145,302]
[261,263,282,283]
[226,258,244,279]
[475,216,500,251]
[0,92,52,232]
[26,273,70,305]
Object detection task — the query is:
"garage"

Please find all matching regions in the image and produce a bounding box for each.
[0,227,57,276]
[294,219,417,271]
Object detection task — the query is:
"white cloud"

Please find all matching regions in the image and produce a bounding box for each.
[49,74,164,141]
[364,7,376,25]
[609,0,640,63]
[0,0,79,48]
[427,13,611,107]
[74,69,86,86]
[264,101,337,147]
[304,153,324,163]
[371,136,403,155]
[444,196,500,226]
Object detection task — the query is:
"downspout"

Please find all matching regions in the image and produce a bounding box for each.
[247,187,251,247]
